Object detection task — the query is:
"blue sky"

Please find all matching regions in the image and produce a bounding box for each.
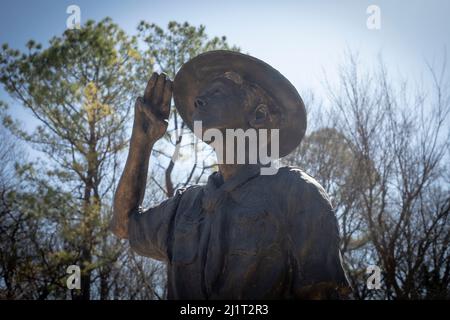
[1,0,449,136]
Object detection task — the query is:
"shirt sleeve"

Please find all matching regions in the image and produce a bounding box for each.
[128,188,186,262]
[286,169,351,299]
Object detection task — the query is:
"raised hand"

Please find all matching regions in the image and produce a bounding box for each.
[133,72,172,140]
[111,73,173,239]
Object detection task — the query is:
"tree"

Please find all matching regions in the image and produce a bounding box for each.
[0,18,144,299]
[286,52,450,299]
[0,19,238,300]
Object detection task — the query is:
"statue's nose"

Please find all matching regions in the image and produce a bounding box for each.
[194,97,206,109]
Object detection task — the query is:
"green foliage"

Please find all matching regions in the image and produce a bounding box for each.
[137,21,239,79]
[0,18,146,299]
[0,18,143,191]
[0,18,238,299]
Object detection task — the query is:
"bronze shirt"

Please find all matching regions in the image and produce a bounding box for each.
[128,166,350,299]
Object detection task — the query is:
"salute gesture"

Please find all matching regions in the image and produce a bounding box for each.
[133,72,172,140]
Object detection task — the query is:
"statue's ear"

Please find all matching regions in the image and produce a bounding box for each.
[249,104,270,128]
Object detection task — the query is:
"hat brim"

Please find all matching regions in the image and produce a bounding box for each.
[173,50,307,158]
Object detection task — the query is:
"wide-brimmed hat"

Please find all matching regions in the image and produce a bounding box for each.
[173,50,307,157]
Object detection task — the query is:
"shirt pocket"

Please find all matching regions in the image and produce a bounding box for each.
[230,209,279,255]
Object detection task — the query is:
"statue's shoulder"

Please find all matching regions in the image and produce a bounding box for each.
[168,185,204,215]
[274,166,332,205]
[275,165,319,185]
[174,184,203,199]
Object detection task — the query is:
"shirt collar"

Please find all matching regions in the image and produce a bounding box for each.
[202,165,261,212]
[207,164,261,193]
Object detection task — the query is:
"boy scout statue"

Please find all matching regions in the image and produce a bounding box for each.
[110,51,350,299]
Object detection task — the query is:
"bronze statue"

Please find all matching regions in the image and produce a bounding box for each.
[110,51,350,299]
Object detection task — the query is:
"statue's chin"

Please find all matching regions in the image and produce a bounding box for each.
[193,117,220,132]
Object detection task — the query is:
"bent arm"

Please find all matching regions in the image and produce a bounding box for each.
[110,73,172,239]
[110,127,156,238]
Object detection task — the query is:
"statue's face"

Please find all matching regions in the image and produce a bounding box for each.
[192,77,249,132]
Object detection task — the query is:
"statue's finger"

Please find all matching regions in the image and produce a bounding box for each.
[140,100,159,123]
[161,80,172,119]
[135,97,144,113]
[137,97,154,120]
[144,72,158,103]
[152,73,166,106]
